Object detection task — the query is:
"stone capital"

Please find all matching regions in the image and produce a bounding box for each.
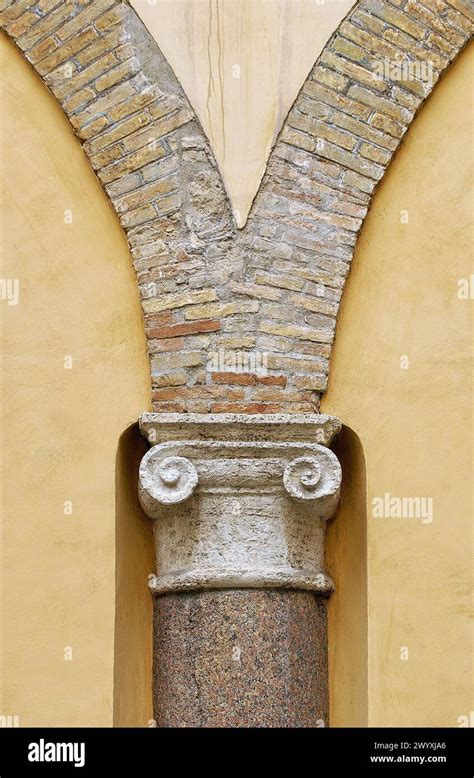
[138,413,342,596]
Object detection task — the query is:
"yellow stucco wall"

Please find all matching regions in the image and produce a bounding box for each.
[324,43,473,727]
[0,16,471,728]
[0,34,152,727]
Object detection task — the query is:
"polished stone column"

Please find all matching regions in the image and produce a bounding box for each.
[138,413,342,727]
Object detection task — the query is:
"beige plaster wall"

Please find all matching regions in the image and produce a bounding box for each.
[0,34,152,727]
[131,0,355,226]
[324,43,473,727]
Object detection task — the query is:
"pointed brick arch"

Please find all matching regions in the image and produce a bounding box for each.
[2,0,472,412]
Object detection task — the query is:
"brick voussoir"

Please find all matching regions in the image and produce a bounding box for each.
[15,2,78,51]
[120,108,194,153]
[84,111,151,156]
[445,0,474,21]
[359,0,429,42]
[347,84,414,122]
[114,175,179,214]
[303,79,373,119]
[0,0,35,27]
[444,7,473,36]
[56,0,116,44]
[32,26,99,72]
[331,109,399,150]
[73,25,129,69]
[96,139,170,183]
[320,49,391,93]
[340,17,449,71]
[5,10,39,38]
[405,0,466,47]
[46,52,116,99]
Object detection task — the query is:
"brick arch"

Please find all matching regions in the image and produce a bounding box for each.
[2,0,472,413]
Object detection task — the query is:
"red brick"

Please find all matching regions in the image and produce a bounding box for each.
[152,387,245,402]
[210,403,283,414]
[252,388,311,403]
[147,319,221,339]
[211,372,257,386]
[287,402,318,412]
[295,342,332,358]
[256,375,287,387]
[151,401,186,412]
[184,401,213,413]
[144,311,175,329]
[148,337,185,353]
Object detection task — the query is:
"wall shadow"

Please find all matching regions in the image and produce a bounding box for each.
[326,425,368,727]
[114,424,155,727]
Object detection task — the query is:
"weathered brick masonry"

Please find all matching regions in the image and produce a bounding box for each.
[2,0,472,412]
